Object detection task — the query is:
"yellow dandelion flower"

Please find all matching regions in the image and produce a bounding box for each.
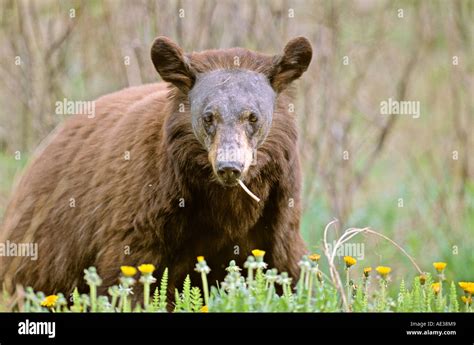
[343,256,357,268]
[459,282,474,294]
[431,282,441,294]
[363,267,372,277]
[200,305,209,313]
[252,249,265,258]
[461,296,472,305]
[138,264,156,275]
[376,266,391,278]
[197,256,205,263]
[41,295,58,308]
[309,254,321,262]
[433,262,447,272]
[121,266,137,277]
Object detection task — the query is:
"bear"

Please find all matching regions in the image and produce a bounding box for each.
[0,36,312,302]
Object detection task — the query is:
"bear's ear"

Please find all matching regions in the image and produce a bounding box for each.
[151,36,195,93]
[268,37,312,92]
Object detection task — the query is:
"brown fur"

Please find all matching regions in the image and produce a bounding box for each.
[0,41,309,299]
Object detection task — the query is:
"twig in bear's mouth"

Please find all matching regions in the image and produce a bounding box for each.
[237,179,260,202]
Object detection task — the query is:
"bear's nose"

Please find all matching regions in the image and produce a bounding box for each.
[217,162,242,182]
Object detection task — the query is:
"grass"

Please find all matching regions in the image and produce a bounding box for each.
[1,251,473,313]
[301,172,474,292]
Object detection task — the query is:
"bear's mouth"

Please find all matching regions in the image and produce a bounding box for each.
[216,174,240,187]
[214,162,243,187]
[214,172,261,202]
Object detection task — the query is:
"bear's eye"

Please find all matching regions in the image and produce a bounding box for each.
[203,112,214,124]
[248,112,258,123]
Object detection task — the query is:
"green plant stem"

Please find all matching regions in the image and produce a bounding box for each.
[346,269,351,307]
[201,272,209,307]
[119,283,129,312]
[247,268,254,285]
[283,283,292,300]
[264,283,275,311]
[306,271,314,311]
[256,268,262,281]
[304,268,310,289]
[379,279,386,311]
[90,284,97,312]
[297,267,306,290]
[122,294,128,312]
[111,294,118,311]
[363,277,368,297]
[143,282,150,310]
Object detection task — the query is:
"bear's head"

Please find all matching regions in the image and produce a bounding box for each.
[151,37,312,187]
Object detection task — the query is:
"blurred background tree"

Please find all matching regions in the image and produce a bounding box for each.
[0,0,472,282]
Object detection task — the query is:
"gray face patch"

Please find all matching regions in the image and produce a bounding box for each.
[189,69,275,148]
[188,69,276,185]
